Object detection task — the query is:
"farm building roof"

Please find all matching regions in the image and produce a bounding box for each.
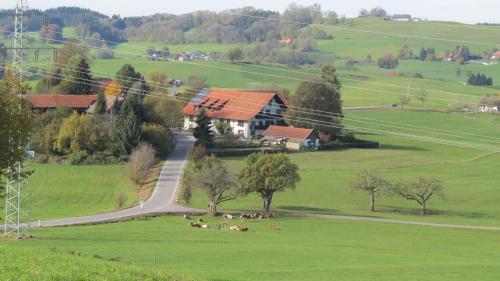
[263,125,316,141]
[28,94,98,110]
[182,89,289,121]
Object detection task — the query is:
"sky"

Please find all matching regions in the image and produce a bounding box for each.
[1,0,499,24]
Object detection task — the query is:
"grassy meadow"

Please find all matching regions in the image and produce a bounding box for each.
[2,216,500,281]
[185,110,500,227]
[1,163,137,221]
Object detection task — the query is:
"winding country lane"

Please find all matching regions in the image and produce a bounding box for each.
[3,130,202,231]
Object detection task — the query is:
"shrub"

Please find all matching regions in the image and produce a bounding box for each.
[141,123,172,158]
[127,143,157,188]
[377,54,399,69]
[68,150,89,165]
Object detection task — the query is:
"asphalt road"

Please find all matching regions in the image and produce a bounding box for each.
[3,130,202,231]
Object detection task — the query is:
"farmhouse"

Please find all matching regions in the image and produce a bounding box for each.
[28,94,122,114]
[182,88,288,139]
[262,125,320,151]
[392,14,412,21]
[492,52,500,60]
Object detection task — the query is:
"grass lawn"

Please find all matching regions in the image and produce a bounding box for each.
[0,243,185,281]
[1,163,138,221]
[187,110,500,227]
[2,216,500,281]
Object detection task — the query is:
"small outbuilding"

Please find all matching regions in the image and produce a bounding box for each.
[262,125,320,151]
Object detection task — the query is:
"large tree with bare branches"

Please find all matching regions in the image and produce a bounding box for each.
[352,170,390,212]
[394,177,444,216]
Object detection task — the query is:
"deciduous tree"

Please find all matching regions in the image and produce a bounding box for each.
[286,66,343,139]
[0,77,33,182]
[192,155,237,215]
[394,177,444,216]
[127,142,156,188]
[240,153,301,212]
[352,170,390,212]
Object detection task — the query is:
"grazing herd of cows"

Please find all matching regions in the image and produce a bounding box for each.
[183,213,279,232]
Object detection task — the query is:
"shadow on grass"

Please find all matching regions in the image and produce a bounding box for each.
[378,144,429,152]
[278,206,339,214]
[382,206,491,219]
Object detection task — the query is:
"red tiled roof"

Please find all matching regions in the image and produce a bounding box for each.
[28,94,97,109]
[263,125,315,141]
[182,89,288,121]
[493,52,500,57]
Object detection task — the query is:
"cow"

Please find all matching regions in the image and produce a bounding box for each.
[197,218,204,223]
[183,214,192,220]
[270,224,280,231]
[223,214,233,220]
[201,224,210,229]
[229,226,248,232]
[218,222,229,231]
[189,222,201,228]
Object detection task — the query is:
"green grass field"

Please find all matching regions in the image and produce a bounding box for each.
[2,216,500,281]
[0,243,187,281]
[184,110,500,227]
[1,163,137,221]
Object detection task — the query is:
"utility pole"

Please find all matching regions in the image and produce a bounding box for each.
[4,0,31,239]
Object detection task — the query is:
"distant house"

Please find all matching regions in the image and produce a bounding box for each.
[262,125,320,151]
[479,105,498,113]
[392,14,412,21]
[182,88,289,139]
[28,94,122,114]
[492,52,500,60]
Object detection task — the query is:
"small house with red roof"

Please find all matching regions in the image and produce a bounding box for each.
[492,52,500,60]
[262,125,320,151]
[182,88,288,139]
[28,94,122,114]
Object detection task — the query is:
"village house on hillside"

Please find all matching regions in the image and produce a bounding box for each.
[262,125,320,151]
[182,88,288,139]
[28,94,122,114]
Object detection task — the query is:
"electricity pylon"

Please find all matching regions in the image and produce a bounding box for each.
[4,0,31,239]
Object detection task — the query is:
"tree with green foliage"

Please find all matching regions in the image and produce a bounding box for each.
[192,109,214,148]
[141,123,172,157]
[467,73,493,86]
[286,66,343,139]
[192,155,237,215]
[378,54,399,69]
[394,177,444,216]
[399,95,411,109]
[54,112,93,154]
[418,48,427,61]
[115,110,141,156]
[0,77,33,183]
[240,153,301,212]
[116,64,142,95]
[320,65,342,90]
[352,170,390,212]
[114,93,143,156]
[95,89,107,114]
[226,48,244,62]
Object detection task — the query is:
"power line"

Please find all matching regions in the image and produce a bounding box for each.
[19,28,493,105]
[8,62,500,152]
[19,58,500,145]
